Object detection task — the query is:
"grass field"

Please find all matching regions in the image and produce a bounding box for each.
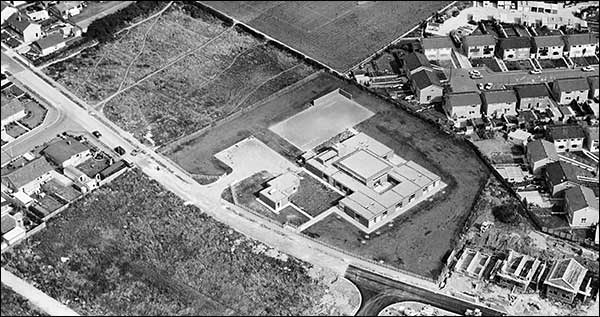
[44,2,315,146]
[0,170,337,316]
[1,284,47,317]
[18,100,47,130]
[203,1,451,71]
[167,71,490,278]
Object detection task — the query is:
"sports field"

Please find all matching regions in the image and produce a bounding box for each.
[202,1,451,71]
[269,89,374,151]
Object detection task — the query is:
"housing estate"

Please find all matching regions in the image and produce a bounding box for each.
[42,136,91,168]
[422,36,454,61]
[305,132,442,233]
[526,139,558,174]
[496,37,531,60]
[563,185,599,228]
[481,89,517,118]
[495,250,541,293]
[444,92,482,127]
[552,78,590,105]
[544,258,592,304]
[515,84,553,110]
[411,69,443,104]
[546,124,585,152]
[258,172,299,212]
[462,34,496,58]
[531,35,565,59]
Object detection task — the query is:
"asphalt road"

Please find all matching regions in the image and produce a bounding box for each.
[346,266,506,316]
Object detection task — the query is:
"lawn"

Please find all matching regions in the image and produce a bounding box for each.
[504,59,534,71]
[5,123,28,139]
[537,58,568,69]
[203,1,451,71]
[470,58,502,72]
[0,170,333,316]
[169,71,490,279]
[1,284,47,317]
[18,99,47,130]
[45,2,315,146]
[290,172,342,217]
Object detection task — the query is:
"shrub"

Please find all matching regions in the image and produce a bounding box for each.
[492,204,521,224]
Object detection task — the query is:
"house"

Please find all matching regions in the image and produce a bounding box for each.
[1,98,26,129]
[495,250,541,292]
[6,13,42,43]
[24,3,49,21]
[564,33,599,58]
[585,126,599,152]
[402,52,432,75]
[558,105,576,123]
[63,165,99,193]
[481,89,517,118]
[258,172,299,212]
[444,92,482,127]
[544,161,580,195]
[50,1,84,19]
[454,248,492,279]
[462,34,496,59]
[515,84,553,110]
[411,69,443,104]
[1,211,25,248]
[507,129,532,147]
[531,35,565,59]
[546,124,585,152]
[42,136,91,168]
[305,132,442,233]
[526,139,558,174]
[588,76,599,99]
[33,31,66,56]
[496,37,531,61]
[544,258,592,304]
[1,157,55,195]
[1,1,18,25]
[422,36,454,61]
[552,78,590,105]
[564,185,599,228]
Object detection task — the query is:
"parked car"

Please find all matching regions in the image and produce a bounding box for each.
[92,130,102,138]
[582,66,595,72]
[529,69,542,74]
[404,95,415,101]
[114,146,126,156]
[469,70,481,76]
[477,83,485,90]
[484,82,493,90]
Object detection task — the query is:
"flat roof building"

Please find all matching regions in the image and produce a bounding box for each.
[258,172,299,212]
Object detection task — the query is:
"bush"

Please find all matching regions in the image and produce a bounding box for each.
[85,1,164,42]
[492,204,521,224]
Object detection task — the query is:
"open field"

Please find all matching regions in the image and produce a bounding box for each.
[44,2,315,146]
[1,284,47,317]
[203,1,451,71]
[168,71,490,278]
[0,170,342,316]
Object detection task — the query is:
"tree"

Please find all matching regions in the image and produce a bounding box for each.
[492,204,521,224]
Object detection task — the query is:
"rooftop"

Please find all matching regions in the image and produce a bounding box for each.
[6,12,38,33]
[337,132,392,158]
[515,84,549,99]
[403,52,431,72]
[545,161,580,186]
[565,32,599,46]
[527,139,558,163]
[412,69,441,89]
[42,136,90,165]
[554,77,590,93]
[565,185,599,212]
[447,92,482,108]
[336,150,392,182]
[588,76,598,91]
[547,125,586,141]
[34,31,65,50]
[1,156,54,189]
[586,126,599,141]
[532,35,564,48]
[422,36,454,49]
[498,36,531,50]
[482,89,517,104]
[462,34,496,47]
[545,258,588,293]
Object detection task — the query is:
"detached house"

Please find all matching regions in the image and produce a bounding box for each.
[444,92,482,127]
[515,84,553,110]
[544,258,592,304]
[564,185,599,228]
[42,136,91,168]
[50,1,84,19]
[403,52,431,75]
[411,69,443,104]
[1,157,56,195]
[422,36,454,61]
[481,89,517,118]
[258,172,299,212]
[527,139,558,174]
[462,34,496,59]
[564,32,599,58]
[497,37,531,61]
[6,12,42,43]
[33,31,66,56]
[531,35,565,59]
[547,124,586,152]
[552,78,590,105]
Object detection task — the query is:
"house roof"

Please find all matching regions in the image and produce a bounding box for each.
[547,125,585,140]
[588,76,599,91]
[1,214,16,235]
[42,136,89,165]
[545,258,588,293]
[447,92,482,108]
[403,52,431,72]
[34,31,65,50]
[412,69,441,89]
[0,98,24,121]
[527,139,558,163]
[533,35,565,48]
[498,36,532,50]
[6,12,37,33]
[566,185,599,212]
[515,84,549,99]
[422,36,454,49]
[463,34,496,47]
[1,156,54,189]
[586,127,599,141]
[545,161,579,186]
[565,32,599,46]
[482,89,517,104]
[554,77,590,93]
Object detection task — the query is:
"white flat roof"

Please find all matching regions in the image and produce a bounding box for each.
[336,150,391,182]
[338,132,393,158]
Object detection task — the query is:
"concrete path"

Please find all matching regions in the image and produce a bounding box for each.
[1,268,80,316]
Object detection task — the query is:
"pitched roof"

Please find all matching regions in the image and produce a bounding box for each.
[547,125,585,140]
[412,69,441,89]
[533,35,565,48]
[34,31,65,50]
[404,52,431,72]
[463,34,496,47]
[545,258,587,293]
[527,139,558,163]
[482,89,517,104]
[588,76,599,91]
[422,36,454,49]
[42,137,90,165]
[586,126,599,141]
[545,161,579,185]
[498,36,532,50]
[565,185,599,212]
[1,214,16,235]
[6,12,38,33]
[0,98,24,120]
[447,92,482,108]
[515,84,549,98]
[565,32,599,46]
[554,77,590,93]
[1,156,54,189]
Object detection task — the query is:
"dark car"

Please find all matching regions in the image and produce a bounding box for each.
[92,130,102,138]
[114,146,126,156]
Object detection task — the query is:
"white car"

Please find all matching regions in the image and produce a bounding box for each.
[470,73,483,79]
[529,69,542,74]
[404,95,415,101]
[582,66,595,72]
[484,82,493,90]
[469,70,481,76]
[477,83,484,90]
